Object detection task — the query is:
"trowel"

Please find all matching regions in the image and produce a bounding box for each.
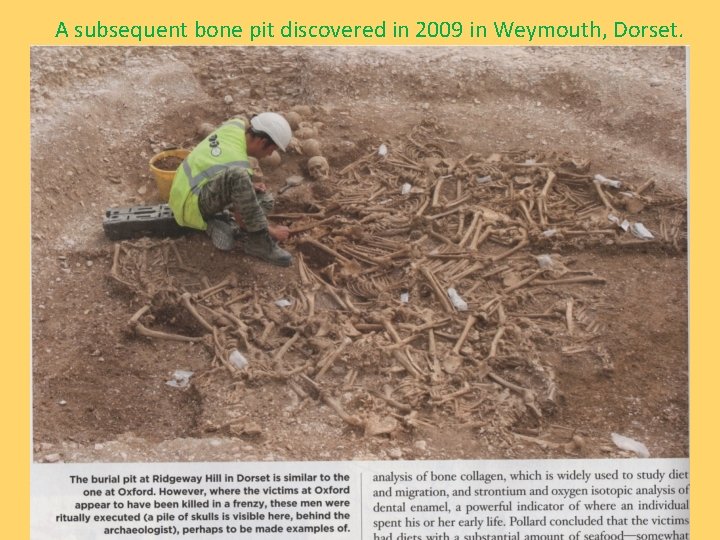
[279,175,304,194]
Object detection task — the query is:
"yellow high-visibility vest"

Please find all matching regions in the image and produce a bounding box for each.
[169,119,252,230]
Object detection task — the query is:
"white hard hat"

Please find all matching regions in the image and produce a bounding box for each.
[250,112,292,151]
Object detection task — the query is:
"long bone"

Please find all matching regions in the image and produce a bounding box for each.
[368,389,413,413]
[537,170,556,227]
[180,292,215,333]
[195,274,238,301]
[487,372,540,417]
[420,267,455,313]
[566,298,575,335]
[592,178,617,212]
[271,332,301,372]
[469,224,492,251]
[503,269,545,294]
[298,238,352,265]
[458,211,483,247]
[490,228,529,263]
[452,314,478,355]
[431,177,446,207]
[314,336,353,380]
[299,375,364,428]
[128,305,198,342]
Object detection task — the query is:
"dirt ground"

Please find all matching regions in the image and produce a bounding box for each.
[30,46,687,463]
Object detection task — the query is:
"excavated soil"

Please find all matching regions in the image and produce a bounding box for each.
[30,46,687,463]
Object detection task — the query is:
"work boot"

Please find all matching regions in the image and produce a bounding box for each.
[243,229,292,267]
[205,219,235,251]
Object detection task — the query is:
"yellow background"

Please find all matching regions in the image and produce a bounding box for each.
[6,0,711,537]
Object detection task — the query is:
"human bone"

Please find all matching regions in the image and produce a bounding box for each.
[292,104,312,117]
[232,114,250,127]
[295,123,318,139]
[307,156,330,181]
[284,111,302,130]
[197,122,216,138]
[260,150,282,168]
[287,137,302,154]
[301,138,322,157]
[279,175,304,194]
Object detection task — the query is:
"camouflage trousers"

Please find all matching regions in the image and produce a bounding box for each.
[197,167,273,232]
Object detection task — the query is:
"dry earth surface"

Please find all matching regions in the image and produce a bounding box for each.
[30,46,687,463]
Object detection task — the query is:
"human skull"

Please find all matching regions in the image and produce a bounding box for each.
[307,156,330,181]
[197,122,216,138]
[292,104,313,117]
[301,138,322,157]
[283,111,302,130]
[295,124,318,140]
[287,137,302,154]
[231,114,250,127]
[260,150,282,168]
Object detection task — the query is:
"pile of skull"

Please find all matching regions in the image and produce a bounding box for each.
[261,106,330,191]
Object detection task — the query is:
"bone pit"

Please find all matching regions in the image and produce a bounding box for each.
[110,119,686,450]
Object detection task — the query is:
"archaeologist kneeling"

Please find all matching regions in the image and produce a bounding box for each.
[169,112,293,267]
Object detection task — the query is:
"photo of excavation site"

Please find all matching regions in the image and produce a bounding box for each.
[31,47,687,463]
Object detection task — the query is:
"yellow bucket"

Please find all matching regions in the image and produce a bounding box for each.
[149,149,190,201]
